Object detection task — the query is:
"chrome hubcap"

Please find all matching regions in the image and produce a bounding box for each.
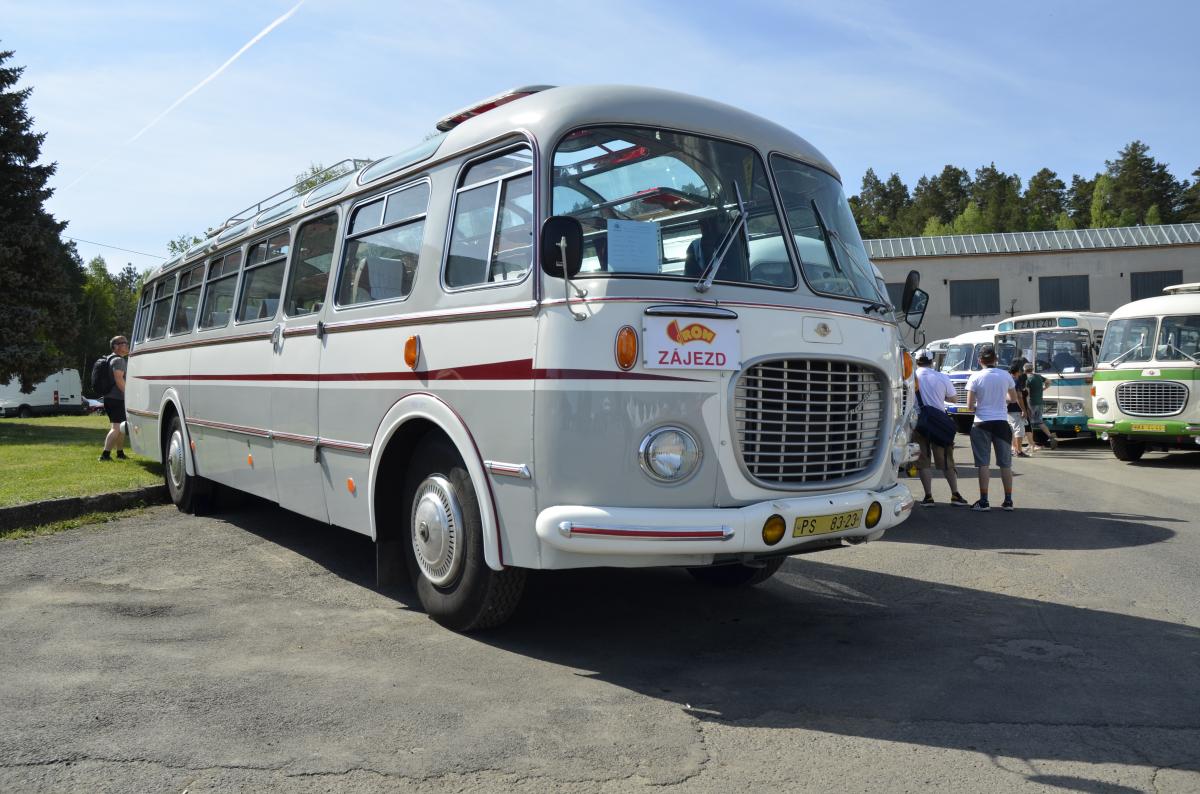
[410,475,464,587]
[167,430,185,493]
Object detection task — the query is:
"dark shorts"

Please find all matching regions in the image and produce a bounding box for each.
[103,398,126,423]
[970,420,1013,469]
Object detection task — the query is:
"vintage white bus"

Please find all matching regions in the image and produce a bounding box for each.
[127,85,925,630]
[939,328,997,433]
[994,311,1109,438]
[1089,283,1200,460]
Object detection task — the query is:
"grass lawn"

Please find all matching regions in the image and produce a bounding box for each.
[0,414,162,507]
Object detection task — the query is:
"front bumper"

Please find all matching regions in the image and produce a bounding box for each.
[1088,419,1200,437]
[1045,415,1088,432]
[534,483,914,569]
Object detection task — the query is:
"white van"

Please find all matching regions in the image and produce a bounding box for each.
[0,369,85,418]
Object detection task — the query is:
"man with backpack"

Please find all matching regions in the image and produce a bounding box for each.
[95,336,129,462]
[912,353,968,507]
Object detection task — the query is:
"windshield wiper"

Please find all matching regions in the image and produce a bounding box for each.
[1162,342,1200,364]
[1109,343,1147,366]
[695,182,748,293]
[809,201,890,313]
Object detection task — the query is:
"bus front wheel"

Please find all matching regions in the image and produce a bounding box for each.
[688,557,785,587]
[1110,435,1146,462]
[402,434,526,631]
[162,415,212,514]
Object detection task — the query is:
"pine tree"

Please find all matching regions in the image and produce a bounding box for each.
[1023,168,1066,231]
[0,48,84,391]
[1105,141,1184,224]
[1177,167,1200,222]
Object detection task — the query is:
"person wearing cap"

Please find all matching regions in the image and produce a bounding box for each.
[965,345,1020,511]
[1024,362,1057,451]
[912,352,967,507]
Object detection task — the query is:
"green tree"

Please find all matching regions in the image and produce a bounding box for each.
[922,215,954,236]
[292,161,362,195]
[850,168,912,238]
[969,163,1024,233]
[1105,141,1184,224]
[1066,175,1096,228]
[1023,168,1066,231]
[1181,167,1200,222]
[1090,174,1122,228]
[0,48,85,392]
[909,165,971,232]
[951,201,987,235]
[167,233,203,256]
[1054,211,1076,231]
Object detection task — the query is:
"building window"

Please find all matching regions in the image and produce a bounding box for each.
[1130,270,1183,301]
[949,279,1000,316]
[1039,275,1090,312]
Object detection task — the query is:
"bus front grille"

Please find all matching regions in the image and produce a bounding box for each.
[1116,381,1188,417]
[953,381,968,404]
[734,359,885,486]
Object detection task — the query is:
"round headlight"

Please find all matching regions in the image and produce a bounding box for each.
[1095,398,1109,415]
[639,426,702,483]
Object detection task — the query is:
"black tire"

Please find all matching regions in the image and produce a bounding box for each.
[162,415,212,514]
[688,557,785,587]
[401,434,525,631]
[17,405,32,419]
[1110,435,1146,462]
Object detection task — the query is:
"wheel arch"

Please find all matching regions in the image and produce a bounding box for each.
[156,389,198,476]
[369,392,505,571]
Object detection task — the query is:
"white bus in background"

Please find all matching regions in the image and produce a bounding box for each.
[939,328,997,434]
[1089,283,1200,460]
[126,85,926,631]
[994,311,1109,439]
[920,337,953,372]
[0,369,85,418]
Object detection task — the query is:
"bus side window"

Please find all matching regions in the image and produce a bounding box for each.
[335,182,430,306]
[237,232,289,323]
[146,274,177,340]
[445,146,534,290]
[284,213,338,317]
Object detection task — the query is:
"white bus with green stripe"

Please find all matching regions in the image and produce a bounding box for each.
[1089,283,1200,461]
[994,311,1109,439]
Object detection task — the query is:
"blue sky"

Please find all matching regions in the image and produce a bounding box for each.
[3,0,1198,273]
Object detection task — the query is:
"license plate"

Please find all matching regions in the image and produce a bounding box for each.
[793,510,863,537]
[1131,423,1166,432]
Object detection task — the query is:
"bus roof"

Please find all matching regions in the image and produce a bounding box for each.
[995,311,1109,333]
[1108,288,1200,320]
[946,329,996,344]
[153,85,840,279]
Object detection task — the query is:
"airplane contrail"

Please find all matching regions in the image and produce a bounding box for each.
[63,1,305,191]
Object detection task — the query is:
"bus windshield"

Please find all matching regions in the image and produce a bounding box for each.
[995,332,1033,367]
[1036,329,1093,373]
[1157,315,1200,362]
[942,342,984,372]
[552,126,794,289]
[1100,318,1156,363]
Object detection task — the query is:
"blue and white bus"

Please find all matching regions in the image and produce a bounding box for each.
[939,328,997,434]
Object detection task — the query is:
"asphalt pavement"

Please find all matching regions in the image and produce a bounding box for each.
[1,440,1198,792]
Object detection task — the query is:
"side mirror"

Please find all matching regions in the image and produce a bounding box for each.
[904,288,929,330]
[900,269,921,313]
[540,216,583,279]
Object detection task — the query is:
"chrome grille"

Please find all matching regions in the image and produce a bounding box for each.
[953,381,968,404]
[1116,381,1188,417]
[734,359,885,486]
[1043,400,1058,415]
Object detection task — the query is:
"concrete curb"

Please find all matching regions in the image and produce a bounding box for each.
[0,485,170,533]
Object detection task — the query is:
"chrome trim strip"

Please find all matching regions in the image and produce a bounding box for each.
[272,431,317,446]
[485,461,531,479]
[185,417,271,439]
[557,522,734,541]
[1090,421,1115,429]
[126,407,159,419]
[643,304,739,319]
[281,325,319,338]
[130,329,273,356]
[323,301,538,334]
[319,438,372,454]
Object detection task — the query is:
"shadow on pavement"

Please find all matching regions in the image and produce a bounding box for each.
[207,496,1200,779]
[884,506,1179,551]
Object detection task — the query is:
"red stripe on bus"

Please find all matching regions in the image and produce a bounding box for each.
[134,361,699,383]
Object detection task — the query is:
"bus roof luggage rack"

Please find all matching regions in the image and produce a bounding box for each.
[219,158,372,230]
[1163,283,1200,295]
[435,85,556,132]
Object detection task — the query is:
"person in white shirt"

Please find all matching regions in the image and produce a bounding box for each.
[965,346,1020,512]
[912,353,967,506]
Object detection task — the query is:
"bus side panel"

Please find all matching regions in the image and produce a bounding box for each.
[318,316,539,566]
[188,338,278,502]
[128,348,190,462]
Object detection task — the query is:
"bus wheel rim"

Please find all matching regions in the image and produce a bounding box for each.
[411,475,464,587]
[167,430,186,493]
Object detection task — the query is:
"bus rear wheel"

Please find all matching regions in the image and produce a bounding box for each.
[163,415,212,514]
[688,557,785,587]
[402,434,525,631]
[1110,435,1146,462]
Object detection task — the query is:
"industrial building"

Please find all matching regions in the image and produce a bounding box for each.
[865,222,1200,342]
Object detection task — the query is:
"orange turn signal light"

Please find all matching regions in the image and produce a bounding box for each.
[902,350,914,380]
[346,477,356,495]
[247,453,254,467]
[615,325,638,371]
[404,335,421,369]
[762,514,786,546]
[1090,386,1096,397]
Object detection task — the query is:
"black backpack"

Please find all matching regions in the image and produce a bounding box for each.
[915,384,957,447]
[91,354,117,397]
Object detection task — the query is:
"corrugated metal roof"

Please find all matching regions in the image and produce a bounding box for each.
[864,222,1200,259]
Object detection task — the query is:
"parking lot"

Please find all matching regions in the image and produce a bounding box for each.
[1,441,1198,792]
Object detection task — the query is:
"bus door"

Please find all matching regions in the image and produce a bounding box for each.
[270,213,338,523]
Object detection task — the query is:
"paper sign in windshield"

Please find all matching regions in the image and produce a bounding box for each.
[644,316,739,370]
[607,219,661,273]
